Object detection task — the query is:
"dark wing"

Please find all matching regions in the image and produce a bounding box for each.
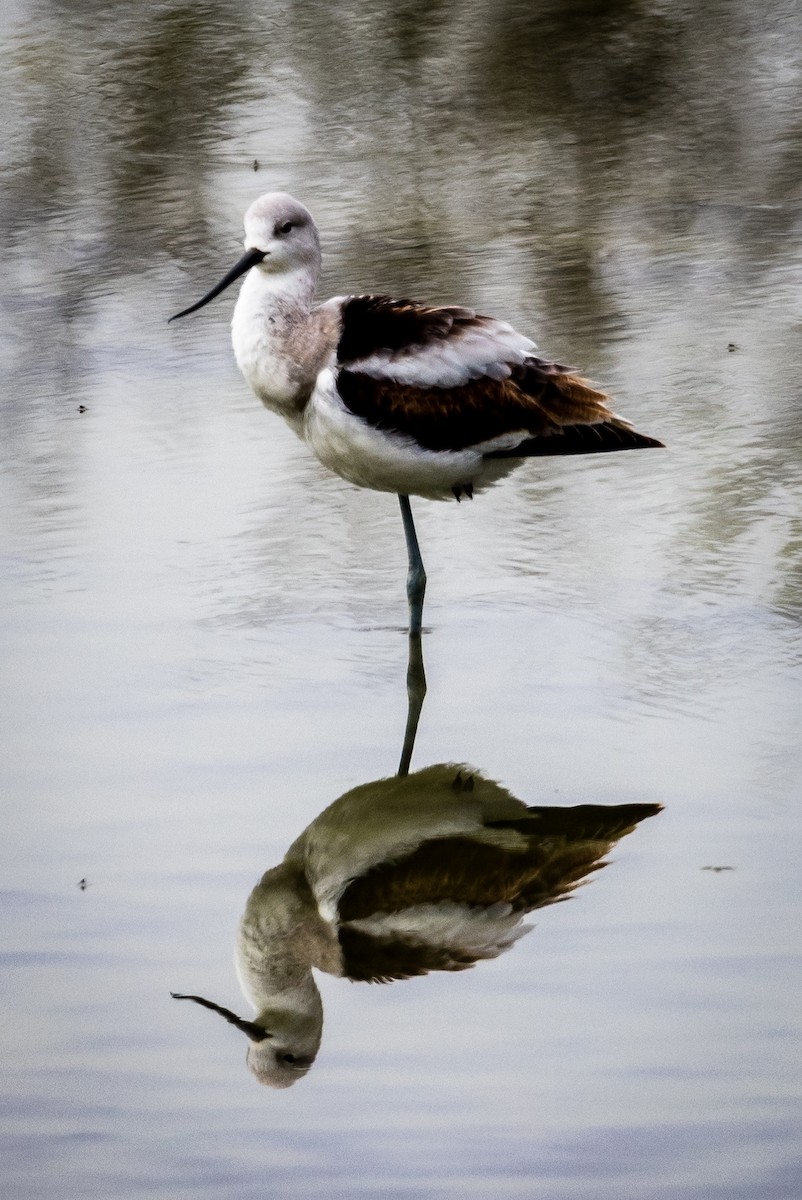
[336,295,480,362]
[338,800,662,917]
[482,802,663,912]
[333,803,662,983]
[334,295,663,455]
[337,836,554,922]
[336,835,532,984]
[338,925,481,984]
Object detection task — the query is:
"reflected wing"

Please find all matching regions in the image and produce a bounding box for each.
[336,832,603,921]
[332,803,662,983]
[338,836,546,919]
[339,897,530,983]
[338,922,486,984]
[338,802,662,925]
[334,295,662,454]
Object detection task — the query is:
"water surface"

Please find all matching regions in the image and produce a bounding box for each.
[1,2,801,1197]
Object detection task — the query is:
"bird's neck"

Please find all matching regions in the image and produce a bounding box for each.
[232,267,331,420]
[246,260,319,309]
[235,862,341,1013]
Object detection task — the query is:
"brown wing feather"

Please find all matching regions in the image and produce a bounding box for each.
[337,365,662,454]
[336,295,477,362]
[338,925,480,984]
[334,295,663,453]
[337,832,632,923]
[515,361,618,426]
[336,805,662,982]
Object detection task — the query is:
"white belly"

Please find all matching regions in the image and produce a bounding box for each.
[303,369,519,501]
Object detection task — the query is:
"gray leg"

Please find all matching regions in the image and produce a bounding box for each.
[398,494,426,636]
[398,629,427,777]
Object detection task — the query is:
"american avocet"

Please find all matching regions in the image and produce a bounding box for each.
[170,193,663,633]
[172,764,661,1086]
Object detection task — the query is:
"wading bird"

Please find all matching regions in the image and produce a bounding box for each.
[170,193,663,633]
[171,764,661,1087]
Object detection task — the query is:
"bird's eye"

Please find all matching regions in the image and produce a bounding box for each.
[278,221,294,235]
[281,1053,296,1063]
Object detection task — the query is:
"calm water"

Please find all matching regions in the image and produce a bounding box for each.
[2,1,801,1197]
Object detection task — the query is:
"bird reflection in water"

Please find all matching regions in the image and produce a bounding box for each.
[172,761,660,1087]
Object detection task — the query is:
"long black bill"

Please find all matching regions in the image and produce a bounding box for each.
[168,247,266,322]
[170,992,271,1042]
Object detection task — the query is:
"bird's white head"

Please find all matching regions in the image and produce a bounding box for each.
[242,192,321,279]
[170,986,322,1089]
[169,191,321,323]
[244,998,323,1089]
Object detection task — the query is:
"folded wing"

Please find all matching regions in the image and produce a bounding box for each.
[334,295,663,455]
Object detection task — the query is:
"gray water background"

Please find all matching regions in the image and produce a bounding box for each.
[1,1,801,1197]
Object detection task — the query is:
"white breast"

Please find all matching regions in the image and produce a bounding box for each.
[231,269,325,419]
